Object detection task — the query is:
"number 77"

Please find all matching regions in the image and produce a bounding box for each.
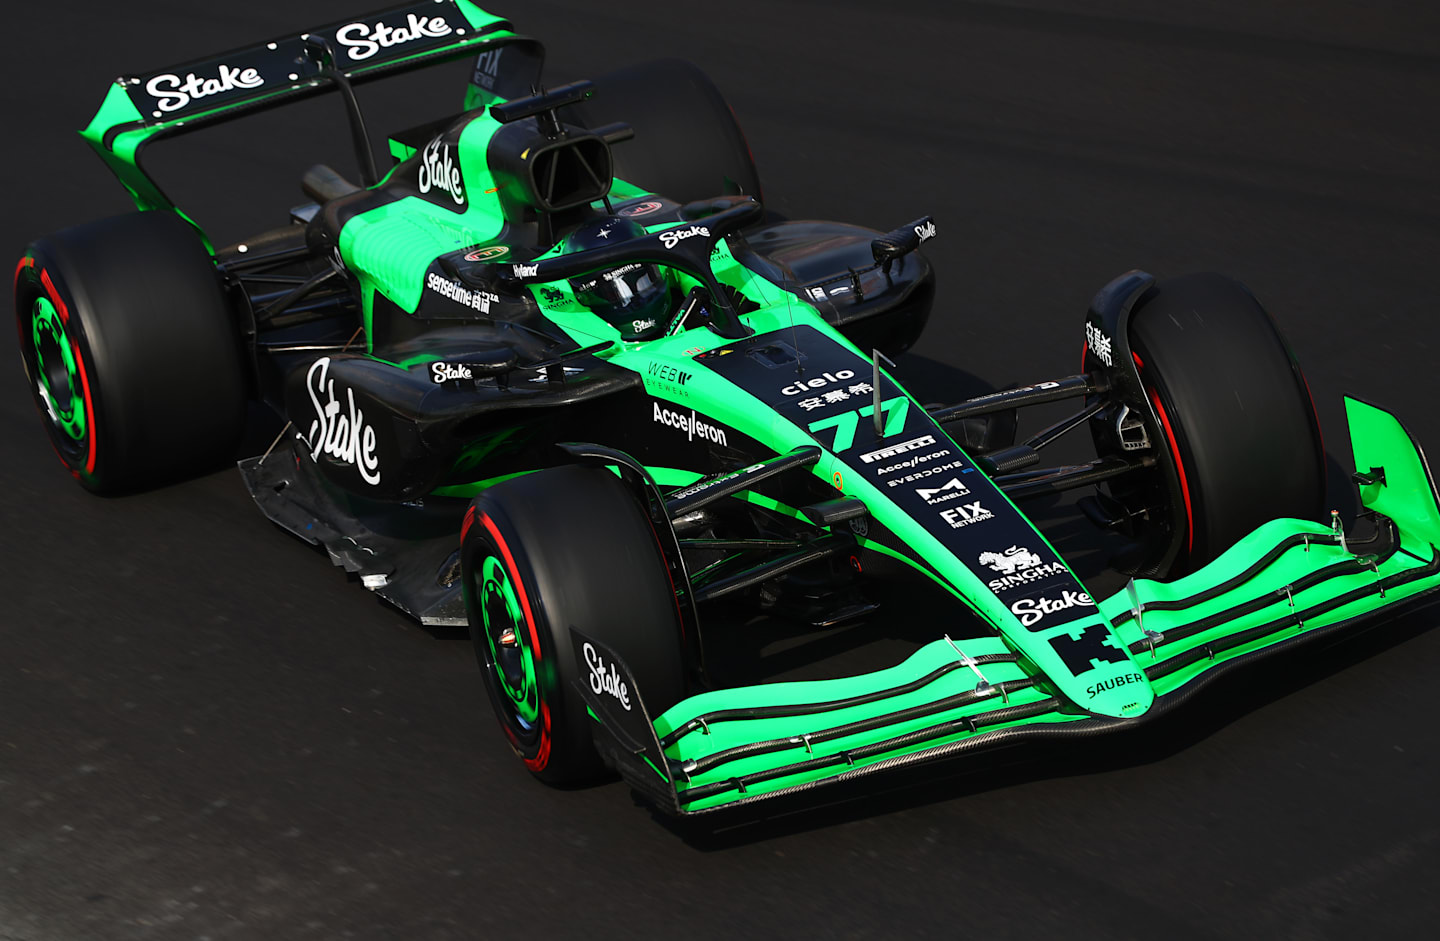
[807,396,910,453]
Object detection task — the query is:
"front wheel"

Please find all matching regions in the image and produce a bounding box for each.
[1095,273,1325,575]
[460,465,688,784]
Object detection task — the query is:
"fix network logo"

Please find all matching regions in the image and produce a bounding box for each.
[939,501,992,529]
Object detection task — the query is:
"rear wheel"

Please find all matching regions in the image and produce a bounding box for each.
[1098,273,1325,575]
[566,58,762,205]
[14,211,248,493]
[461,465,688,784]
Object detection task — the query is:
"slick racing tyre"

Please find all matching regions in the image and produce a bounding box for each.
[14,211,248,493]
[1099,273,1325,575]
[565,58,762,205]
[461,465,687,785]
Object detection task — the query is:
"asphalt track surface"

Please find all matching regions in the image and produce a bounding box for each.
[5,1,1440,938]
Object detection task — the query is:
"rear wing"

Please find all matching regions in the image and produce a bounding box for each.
[80,1,543,214]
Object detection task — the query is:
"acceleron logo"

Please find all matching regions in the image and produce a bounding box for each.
[652,402,728,445]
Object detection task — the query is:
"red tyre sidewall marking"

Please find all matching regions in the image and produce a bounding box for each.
[1147,388,1195,555]
[15,260,69,473]
[38,268,97,476]
[477,511,551,772]
[641,514,687,649]
[1089,341,1183,552]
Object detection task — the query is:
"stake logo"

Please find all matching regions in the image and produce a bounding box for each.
[301,358,380,485]
[653,402,728,445]
[336,11,453,61]
[583,643,631,711]
[417,138,464,206]
[658,225,709,249]
[431,362,472,383]
[1010,590,1094,628]
[914,220,937,242]
[145,64,264,113]
[915,477,970,505]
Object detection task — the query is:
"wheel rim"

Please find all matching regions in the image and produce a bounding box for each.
[477,553,542,736]
[29,295,87,447]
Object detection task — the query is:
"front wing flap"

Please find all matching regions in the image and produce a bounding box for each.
[581,396,1440,814]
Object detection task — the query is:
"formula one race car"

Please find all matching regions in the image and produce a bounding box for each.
[16,2,1440,815]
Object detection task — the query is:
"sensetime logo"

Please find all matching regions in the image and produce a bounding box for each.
[652,403,728,445]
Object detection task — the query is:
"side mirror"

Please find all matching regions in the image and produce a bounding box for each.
[871,216,937,273]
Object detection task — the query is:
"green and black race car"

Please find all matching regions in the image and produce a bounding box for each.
[15,1,1440,815]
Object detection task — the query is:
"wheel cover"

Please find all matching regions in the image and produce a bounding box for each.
[29,295,86,443]
[478,554,542,731]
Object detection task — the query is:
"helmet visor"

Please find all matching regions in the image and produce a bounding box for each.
[573,264,671,337]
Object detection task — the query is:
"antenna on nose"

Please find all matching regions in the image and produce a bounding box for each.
[872,348,896,438]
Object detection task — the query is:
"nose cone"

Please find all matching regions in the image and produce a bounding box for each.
[1071,658,1155,717]
[1019,613,1156,718]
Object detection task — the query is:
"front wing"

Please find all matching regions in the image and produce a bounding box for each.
[574,396,1440,814]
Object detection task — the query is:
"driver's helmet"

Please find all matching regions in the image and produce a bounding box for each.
[564,216,675,341]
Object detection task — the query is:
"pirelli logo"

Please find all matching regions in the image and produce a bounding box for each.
[859,434,936,464]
